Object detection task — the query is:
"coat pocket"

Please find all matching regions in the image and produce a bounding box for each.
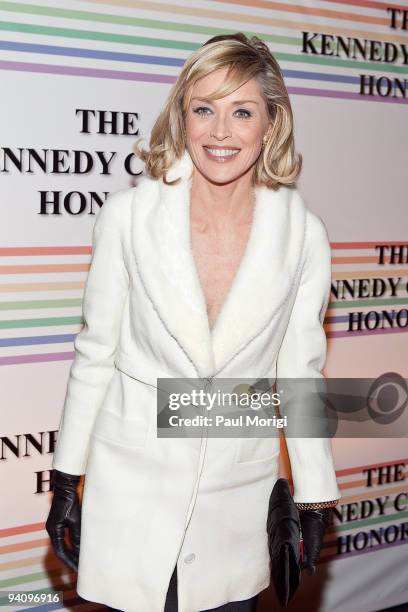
[91,409,148,448]
[236,437,280,464]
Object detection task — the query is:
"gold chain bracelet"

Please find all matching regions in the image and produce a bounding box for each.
[295,499,340,510]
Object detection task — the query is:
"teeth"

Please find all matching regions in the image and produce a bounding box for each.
[205,148,239,157]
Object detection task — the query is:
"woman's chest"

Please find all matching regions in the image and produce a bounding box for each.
[190,217,253,330]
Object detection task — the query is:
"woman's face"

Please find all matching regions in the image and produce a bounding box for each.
[184,67,271,186]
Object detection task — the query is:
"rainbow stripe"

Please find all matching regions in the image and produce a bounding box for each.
[0,518,102,609]
[0,0,407,103]
[0,240,406,366]
[1,456,406,610]
[0,243,87,366]
[326,240,408,339]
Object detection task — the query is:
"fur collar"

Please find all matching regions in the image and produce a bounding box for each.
[131,148,307,377]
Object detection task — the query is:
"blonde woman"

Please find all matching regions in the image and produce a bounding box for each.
[46,33,341,612]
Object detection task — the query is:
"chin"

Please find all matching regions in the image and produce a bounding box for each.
[202,170,242,185]
[196,161,247,184]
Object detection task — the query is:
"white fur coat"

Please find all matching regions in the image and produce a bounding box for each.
[52,148,341,612]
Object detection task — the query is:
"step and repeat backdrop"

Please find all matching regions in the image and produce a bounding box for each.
[1,0,407,611]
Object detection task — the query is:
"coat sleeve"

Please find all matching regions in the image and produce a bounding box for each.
[52,191,130,475]
[276,210,341,504]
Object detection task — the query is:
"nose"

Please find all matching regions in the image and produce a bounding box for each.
[210,114,232,140]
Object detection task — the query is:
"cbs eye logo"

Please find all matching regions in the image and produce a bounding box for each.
[367,372,407,425]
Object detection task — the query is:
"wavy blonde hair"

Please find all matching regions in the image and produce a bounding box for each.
[134,32,302,189]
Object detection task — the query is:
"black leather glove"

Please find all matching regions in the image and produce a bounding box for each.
[46,469,82,572]
[299,508,331,575]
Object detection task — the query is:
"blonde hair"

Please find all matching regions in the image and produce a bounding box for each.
[134,32,302,189]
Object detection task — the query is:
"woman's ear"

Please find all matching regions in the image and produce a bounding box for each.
[265,123,273,139]
[262,124,272,147]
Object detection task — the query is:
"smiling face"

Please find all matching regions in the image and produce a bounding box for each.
[184,68,271,186]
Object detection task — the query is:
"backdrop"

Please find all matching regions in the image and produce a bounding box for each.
[0,0,407,611]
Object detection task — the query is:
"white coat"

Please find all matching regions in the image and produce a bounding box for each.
[52,148,341,612]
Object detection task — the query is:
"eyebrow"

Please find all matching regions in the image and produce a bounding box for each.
[191,97,259,105]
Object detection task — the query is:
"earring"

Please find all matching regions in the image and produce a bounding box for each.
[262,127,271,148]
[261,126,271,149]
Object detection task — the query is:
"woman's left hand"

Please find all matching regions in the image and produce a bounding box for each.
[299,508,331,575]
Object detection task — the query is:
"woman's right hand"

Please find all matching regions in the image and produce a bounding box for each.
[46,469,82,572]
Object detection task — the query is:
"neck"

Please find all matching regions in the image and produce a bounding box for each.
[190,165,256,226]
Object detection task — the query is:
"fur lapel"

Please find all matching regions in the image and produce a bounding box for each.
[131,148,307,378]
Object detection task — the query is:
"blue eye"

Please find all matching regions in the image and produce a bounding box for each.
[192,107,252,119]
[235,109,252,119]
[192,106,212,116]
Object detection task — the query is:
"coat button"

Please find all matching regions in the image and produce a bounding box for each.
[184,553,196,564]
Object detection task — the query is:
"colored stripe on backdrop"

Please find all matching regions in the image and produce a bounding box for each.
[0,39,408,105]
[0,528,102,610]
[0,240,406,366]
[0,0,406,103]
[0,242,88,365]
[0,0,407,39]
[0,457,405,608]
[327,240,408,339]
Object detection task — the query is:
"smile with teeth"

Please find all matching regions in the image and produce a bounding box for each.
[204,147,240,158]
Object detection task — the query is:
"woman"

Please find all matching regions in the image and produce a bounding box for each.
[46,33,341,612]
